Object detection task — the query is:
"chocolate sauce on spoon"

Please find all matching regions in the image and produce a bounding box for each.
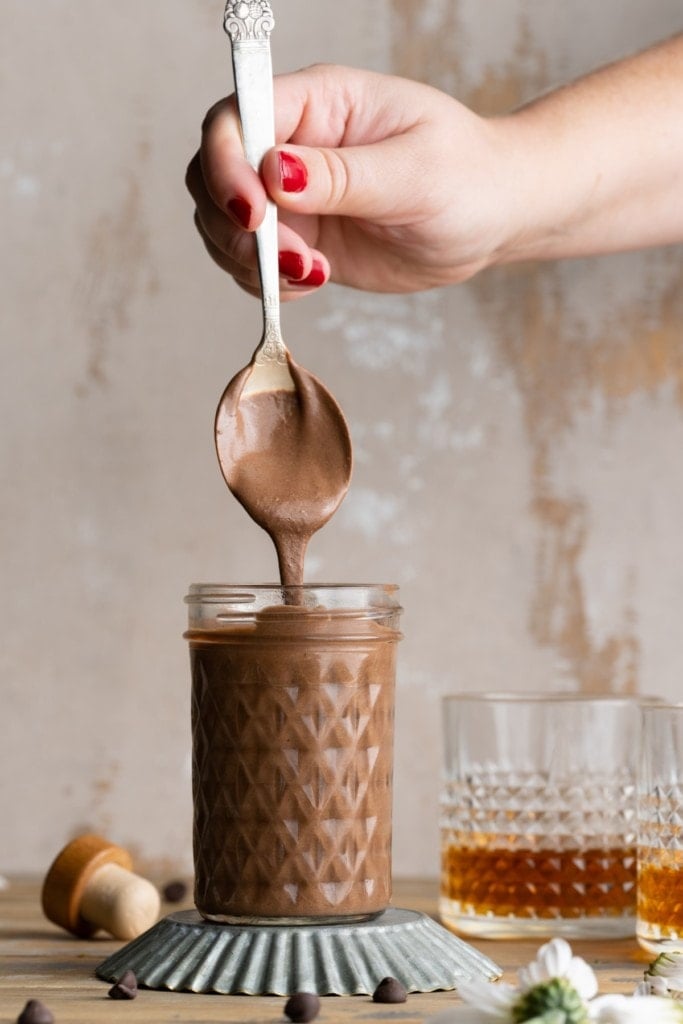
[215,12,352,585]
[215,353,352,586]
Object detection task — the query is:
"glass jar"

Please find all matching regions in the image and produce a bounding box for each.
[439,692,640,939]
[185,584,402,925]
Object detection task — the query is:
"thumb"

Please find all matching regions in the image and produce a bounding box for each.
[262,139,420,223]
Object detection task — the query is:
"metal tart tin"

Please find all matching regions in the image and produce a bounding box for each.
[96,907,501,995]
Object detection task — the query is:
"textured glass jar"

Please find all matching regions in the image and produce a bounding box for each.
[439,692,640,939]
[185,584,402,925]
[637,702,683,954]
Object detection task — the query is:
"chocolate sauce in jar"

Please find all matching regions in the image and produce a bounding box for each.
[186,586,402,923]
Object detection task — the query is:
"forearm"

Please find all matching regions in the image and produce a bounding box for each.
[495,33,683,264]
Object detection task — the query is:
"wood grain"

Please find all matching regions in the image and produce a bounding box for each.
[1,877,650,1023]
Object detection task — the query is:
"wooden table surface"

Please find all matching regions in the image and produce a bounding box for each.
[1,877,650,1022]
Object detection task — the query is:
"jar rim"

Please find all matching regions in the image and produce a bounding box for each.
[442,690,658,706]
[185,583,401,609]
[186,583,399,599]
[641,700,683,712]
[184,583,402,637]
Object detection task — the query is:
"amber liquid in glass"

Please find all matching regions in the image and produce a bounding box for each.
[638,854,683,934]
[442,839,637,919]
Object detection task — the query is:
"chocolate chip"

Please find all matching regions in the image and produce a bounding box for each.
[108,969,138,1000]
[284,991,320,1022]
[17,1001,54,1024]
[372,976,408,1003]
[162,879,188,903]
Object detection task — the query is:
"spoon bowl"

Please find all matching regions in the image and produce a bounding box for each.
[215,352,352,587]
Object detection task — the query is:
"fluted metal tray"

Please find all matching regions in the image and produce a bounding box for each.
[96,907,501,995]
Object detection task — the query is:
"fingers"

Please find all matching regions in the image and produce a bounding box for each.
[187,152,256,268]
[256,65,435,223]
[187,143,330,291]
[188,88,334,297]
[198,97,267,229]
[261,134,427,224]
[188,64,423,294]
[190,176,329,299]
[196,65,429,227]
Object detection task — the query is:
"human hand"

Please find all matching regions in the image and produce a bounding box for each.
[186,64,515,300]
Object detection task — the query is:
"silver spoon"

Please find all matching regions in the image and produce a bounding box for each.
[214,1,352,587]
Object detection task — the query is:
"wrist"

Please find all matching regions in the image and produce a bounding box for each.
[483,111,565,267]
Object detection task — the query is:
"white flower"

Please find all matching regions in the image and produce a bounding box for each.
[635,976,669,997]
[426,938,683,1024]
[645,952,683,998]
[456,978,518,1019]
[518,939,599,1003]
[425,938,595,1024]
[426,981,517,1024]
[588,993,683,1022]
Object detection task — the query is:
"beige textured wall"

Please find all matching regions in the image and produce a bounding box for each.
[2,0,682,877]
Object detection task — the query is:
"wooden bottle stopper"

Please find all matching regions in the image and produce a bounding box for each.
[41,834,160,940]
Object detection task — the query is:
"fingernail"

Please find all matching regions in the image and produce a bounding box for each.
[290,258,326,288]
[227,196,251,228]
[278,251,305,279]
[278,151,308,193]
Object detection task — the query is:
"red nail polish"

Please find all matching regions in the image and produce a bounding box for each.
[291,258,326,288]
[278,251,305,279]
[227,196,251,228]
[278,151,308,193]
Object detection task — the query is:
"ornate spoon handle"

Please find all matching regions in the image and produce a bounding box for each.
[224,1,284,362]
